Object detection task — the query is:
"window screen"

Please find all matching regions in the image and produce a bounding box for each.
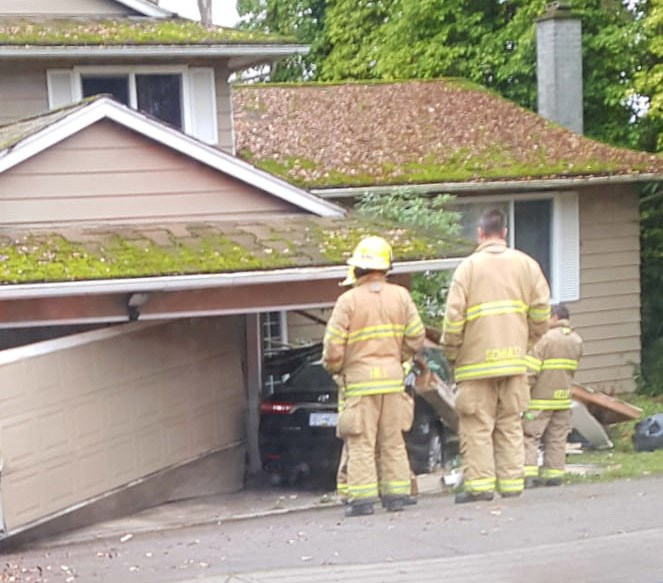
[514,199,552,287]
[81,75,130,105]
[136,74,183,129]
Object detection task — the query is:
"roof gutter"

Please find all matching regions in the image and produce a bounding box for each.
[0,45,309,59]
[311,173,663,199]
[0,258,463,301]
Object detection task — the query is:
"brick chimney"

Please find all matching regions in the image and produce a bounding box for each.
[535,2,583,134]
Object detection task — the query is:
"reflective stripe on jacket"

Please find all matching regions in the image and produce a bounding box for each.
[442,239,551,381]
[527,319,583,410]
[322,273,425,397]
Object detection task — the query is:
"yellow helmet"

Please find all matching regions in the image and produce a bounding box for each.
[347,236,393,271]
[339,265,357,287]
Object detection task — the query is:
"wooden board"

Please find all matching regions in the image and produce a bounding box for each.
[571,383,642,425]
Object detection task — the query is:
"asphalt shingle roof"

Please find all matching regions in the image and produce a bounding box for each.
[0,17,294,46]
[232,80,663,188]
[0,217,467,285]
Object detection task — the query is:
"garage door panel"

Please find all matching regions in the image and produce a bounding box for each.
[0,317,246,534]
[103,387,136,435]
[165,417,193,461]
[3,469,42,527]
[29,353,62,399]
[43,458,76,509]
[76,448,110,494]
[2,415,38,467]
[136,428,166,474]
[72,399,106,446]
[38,408,71,455]
[0,361,30,416]
[107,436,138,486]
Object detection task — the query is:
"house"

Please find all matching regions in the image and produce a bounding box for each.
[0,1,462,543]
[232,78,663,396]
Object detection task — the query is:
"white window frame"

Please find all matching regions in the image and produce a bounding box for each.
[452,191,579,303]
[261,311,289,395]
[73,65,193,132]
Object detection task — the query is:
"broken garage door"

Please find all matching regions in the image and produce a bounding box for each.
[0,317,246,538]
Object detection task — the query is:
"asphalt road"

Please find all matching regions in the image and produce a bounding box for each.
[3,476,663,582]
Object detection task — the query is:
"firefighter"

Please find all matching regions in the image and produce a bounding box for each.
[523,303,583,487]
[442,208,550,503]
[323,236,425,517]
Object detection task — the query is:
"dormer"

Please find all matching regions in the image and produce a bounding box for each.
[0,0,306,152]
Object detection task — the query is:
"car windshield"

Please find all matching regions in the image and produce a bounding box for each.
[278,361,336,394]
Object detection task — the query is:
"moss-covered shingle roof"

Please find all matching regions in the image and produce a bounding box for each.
[0,17,295,46]
[0,101,84,150]
[0,216,468,285]
[232,80,663,188]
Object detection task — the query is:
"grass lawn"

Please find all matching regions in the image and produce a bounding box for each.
[567,394,663,482]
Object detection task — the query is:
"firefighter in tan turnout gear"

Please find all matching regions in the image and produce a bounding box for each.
[442,209,551,503]
[323,236,425,517]
[523,303,583,487]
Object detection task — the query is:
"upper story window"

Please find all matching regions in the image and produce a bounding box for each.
[81,73,183,129]
[453,192,579,303]
[47,66,218,144]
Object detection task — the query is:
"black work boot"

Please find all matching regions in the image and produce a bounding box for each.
[344,502,375,517]
[454,491,494,504]
[544,478,563,487]
[403,495,418,506]
[384,498,406,512]
[524,477,539,489]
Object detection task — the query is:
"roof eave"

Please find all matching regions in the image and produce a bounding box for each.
[115,0,174,17]
[310,173,663,198]
[0,45,309,62]
[0,258,463,301]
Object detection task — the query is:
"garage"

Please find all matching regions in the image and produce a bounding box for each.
[0,96,457,543]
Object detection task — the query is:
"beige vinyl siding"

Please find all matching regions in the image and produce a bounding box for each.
[0,62,235,151]
[0,119,302,226]
[0,64,49,125]
[0,0,135,15]
[568,185,641,394]
[0,317,245,532]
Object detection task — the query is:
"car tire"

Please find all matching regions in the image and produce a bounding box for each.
[423,422,444,474]
[408,419,445,475]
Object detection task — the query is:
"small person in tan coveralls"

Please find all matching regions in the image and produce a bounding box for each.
[523,303,583,487]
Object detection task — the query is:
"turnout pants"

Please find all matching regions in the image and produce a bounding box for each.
[340,392,412,504]
[456,375,529,495]
[523,408,571,481]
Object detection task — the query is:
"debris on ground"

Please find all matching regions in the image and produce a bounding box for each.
[632,413,663,452]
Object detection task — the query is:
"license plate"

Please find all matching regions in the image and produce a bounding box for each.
[309,412,338,427]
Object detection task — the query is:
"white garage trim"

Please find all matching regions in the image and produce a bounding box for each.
[0,258,463,301]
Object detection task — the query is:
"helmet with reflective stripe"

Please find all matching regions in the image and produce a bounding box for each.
[347,236,393,271]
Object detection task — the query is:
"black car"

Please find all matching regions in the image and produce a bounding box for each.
[259,346,454,485]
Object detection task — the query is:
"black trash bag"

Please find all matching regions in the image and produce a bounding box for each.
[632,413,663,452]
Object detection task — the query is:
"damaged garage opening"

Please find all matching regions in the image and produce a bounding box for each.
[0,260,457,545]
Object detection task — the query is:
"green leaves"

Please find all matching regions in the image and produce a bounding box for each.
[356,188,462,323]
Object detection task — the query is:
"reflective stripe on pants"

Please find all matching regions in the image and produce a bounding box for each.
[346,392,411,504]
[523,408,571,477]
[456,376,529,494]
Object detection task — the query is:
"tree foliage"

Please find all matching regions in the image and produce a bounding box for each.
[639,183,663,394]
[236,0,328,80]
[356,189,461,324]
[635,0,663,152]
